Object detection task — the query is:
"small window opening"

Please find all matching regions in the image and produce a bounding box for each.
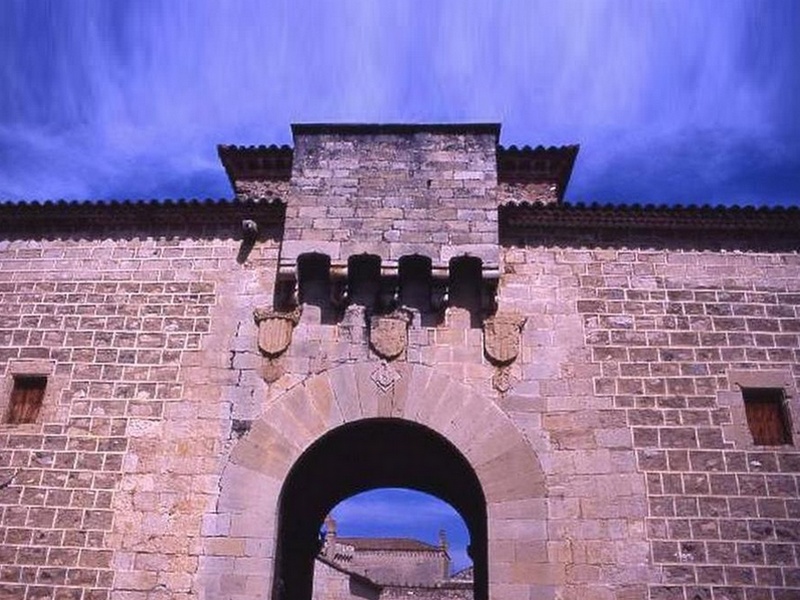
[6,376,46,424]
[348,255,381,306]
[743,388,792,446]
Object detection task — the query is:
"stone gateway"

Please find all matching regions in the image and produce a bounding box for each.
[1,123,800,600]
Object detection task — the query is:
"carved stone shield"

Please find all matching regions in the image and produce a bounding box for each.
[483,312,527,365]
[492,365,514,393]
[261,358,285,383]
[369,311,411,360]
[254,307,302,357]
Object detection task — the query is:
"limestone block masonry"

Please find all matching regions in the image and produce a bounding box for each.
[1,123,799,600]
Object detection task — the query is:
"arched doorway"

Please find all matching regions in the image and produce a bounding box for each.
[273,418,487,600]
[210,363,547,600]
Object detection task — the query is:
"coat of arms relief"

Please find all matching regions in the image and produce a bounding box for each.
[483,311,527,393]
[369,309,412,361]
[368,310,412,395]
[253,306,302,382]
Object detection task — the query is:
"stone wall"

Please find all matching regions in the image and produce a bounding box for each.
[312,559,380,600]
[282,125,499,262]
[0,207,282,600]
[380,586,472,600]
[1,126,799,600]
[501,229,800,600]
[342,548,446,587]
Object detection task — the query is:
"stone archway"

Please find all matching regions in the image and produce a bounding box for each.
[276,418,487,600]
[209,363,546,600]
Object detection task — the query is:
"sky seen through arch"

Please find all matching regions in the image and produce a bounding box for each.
[330,488,472,574]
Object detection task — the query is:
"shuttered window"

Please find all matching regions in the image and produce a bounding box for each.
[6,376,46,424]
[743,388,792,446]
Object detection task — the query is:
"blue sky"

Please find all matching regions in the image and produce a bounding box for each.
[331,488,472,573]
[1,0,799,204]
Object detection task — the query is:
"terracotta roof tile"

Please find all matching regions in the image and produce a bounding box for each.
[217,145,294,186]
[0,197,286,231]
[500,201,800,233]
[496,145,579,201]
[0,197,284,208]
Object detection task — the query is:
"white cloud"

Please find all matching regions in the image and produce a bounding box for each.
[1,1,797,202]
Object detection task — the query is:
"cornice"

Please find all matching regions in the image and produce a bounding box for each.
[500,201,800,234]
[496,145,580,201]
[0,197,285,233]
[291,122,501,139]
[217,144,294,188]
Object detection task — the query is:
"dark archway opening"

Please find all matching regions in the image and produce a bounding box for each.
[273,418,488,600]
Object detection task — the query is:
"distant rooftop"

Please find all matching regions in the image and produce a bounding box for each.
[336,537,442,553]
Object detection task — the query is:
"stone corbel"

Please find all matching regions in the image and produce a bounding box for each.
[378,262,400,312]
[330,261,349,309]
[430,264,449,312]
[482,311,526,393]
[481,266,500,316]
[275,260,299,309]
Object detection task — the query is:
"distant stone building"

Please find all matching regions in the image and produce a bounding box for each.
[311,517,471,600]
[1,123,800,600]
[312,558,381,600]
